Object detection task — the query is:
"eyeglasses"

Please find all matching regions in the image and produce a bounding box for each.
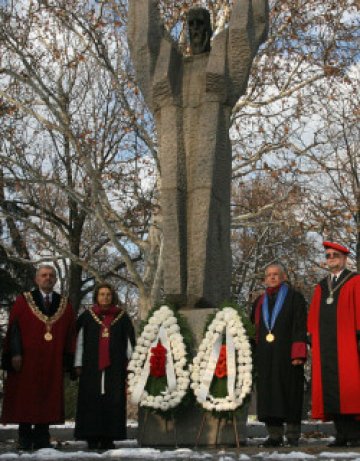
[325,252,342,259]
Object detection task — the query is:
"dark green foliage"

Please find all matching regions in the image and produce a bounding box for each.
[210,376,228,398]
[145,375,167,396]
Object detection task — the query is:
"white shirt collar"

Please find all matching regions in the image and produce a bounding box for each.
[40,290,53,301]
[332,269,344,280]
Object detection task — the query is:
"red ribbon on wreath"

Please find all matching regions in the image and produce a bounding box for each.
[150,341,167,378]
[215,344,227,378]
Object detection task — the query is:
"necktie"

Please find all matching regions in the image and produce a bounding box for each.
[44,295,51,310]
[332,276,337,289]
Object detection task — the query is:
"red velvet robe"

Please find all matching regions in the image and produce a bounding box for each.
[1,292,76,424]
[308,274,360,420]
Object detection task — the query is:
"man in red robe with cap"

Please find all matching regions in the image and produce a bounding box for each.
[1,265,76,450]
[308,241,360,447]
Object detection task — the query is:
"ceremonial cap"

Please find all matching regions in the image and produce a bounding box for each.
[323,241,350,255]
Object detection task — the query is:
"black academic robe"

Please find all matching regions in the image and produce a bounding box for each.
[252,285,307,423]
[74,308,135,440]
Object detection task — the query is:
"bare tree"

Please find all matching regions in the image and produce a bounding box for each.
[0,0,358,316]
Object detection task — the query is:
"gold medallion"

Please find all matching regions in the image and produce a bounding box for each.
[326,296,334,304]
[44,332,53,341]
[102,328,109,338]
[266,332,275,343]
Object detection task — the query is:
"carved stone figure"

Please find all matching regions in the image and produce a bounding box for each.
[128,0,269,308]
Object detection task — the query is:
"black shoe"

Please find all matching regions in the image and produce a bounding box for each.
[285,438,299,447]
[18,440,33,451]
[327,438,348,447]
[99,440,115,450]
[87,440,99,450]
[259,437,283,448]
[33,441,52,450]
[347,439,360,448]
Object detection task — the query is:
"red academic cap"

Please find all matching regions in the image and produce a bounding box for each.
[323,241,350,255]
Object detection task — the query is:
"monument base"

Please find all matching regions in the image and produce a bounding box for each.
[138,402,248,447]
[137,308,249,447]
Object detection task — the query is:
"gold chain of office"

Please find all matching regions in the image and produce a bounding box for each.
[24,292,68,342]
[89,308,125,338]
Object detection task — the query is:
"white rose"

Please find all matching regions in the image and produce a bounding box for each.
[177,358,186,367]
[148,317,158,325]
[168,324,180,334]
[215,322,225,333]
[173,352,181,361]
[170,333,183,343]
[216,311,225,321]
[203,401,212,411]
[205,331,214,341]
[212,332,220,342]
[164,316,177,327]
[199,342,207,352]
[143,324,155,333]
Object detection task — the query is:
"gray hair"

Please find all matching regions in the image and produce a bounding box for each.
[264,262,287,277]
[36,265,57,277]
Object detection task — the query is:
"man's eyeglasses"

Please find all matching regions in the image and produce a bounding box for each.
[325,252,342,259]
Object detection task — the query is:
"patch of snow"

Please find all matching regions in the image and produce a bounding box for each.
[257,451,315,459]
[319,452,360,458]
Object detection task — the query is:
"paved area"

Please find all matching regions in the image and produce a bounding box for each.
[0,423,358,460]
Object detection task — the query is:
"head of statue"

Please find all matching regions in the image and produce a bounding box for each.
[187,7,212,55]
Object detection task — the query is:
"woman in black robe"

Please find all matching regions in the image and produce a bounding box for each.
[74,283,135,450]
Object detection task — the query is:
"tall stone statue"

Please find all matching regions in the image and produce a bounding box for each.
[128,0,269,308]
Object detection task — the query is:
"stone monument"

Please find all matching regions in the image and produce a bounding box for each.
[128,0,269,446]
[128,0,269,309]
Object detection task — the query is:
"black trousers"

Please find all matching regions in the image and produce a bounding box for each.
[18,423,50,449]
[264,417,301,441]
[333,415,360,442]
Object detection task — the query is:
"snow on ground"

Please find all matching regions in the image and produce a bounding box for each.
[0,446,359,461]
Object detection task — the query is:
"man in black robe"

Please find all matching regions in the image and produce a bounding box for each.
[252,263,307,447]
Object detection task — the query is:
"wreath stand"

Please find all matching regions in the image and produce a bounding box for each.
[195,411,240,449]
[139,408,178,448]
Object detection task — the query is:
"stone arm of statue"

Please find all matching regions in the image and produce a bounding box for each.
[225,0,269,105]
[127,0,165,110]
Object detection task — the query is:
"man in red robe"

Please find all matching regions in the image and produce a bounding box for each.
[1,265,76,450]
[308,241,360,447]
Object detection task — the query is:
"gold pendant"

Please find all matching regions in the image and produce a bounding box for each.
[102,328,109,338]
[44,332,53,341]
[266,332,275,342]
[326,296,334,304]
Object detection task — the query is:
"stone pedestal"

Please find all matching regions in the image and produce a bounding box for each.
[137,308,249,447]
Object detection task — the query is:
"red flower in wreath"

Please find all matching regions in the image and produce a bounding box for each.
[215,344,227,378]
[150,341,167,378]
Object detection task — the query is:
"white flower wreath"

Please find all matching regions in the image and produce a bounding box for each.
[190,307,252,412]
[128,305,190,412]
